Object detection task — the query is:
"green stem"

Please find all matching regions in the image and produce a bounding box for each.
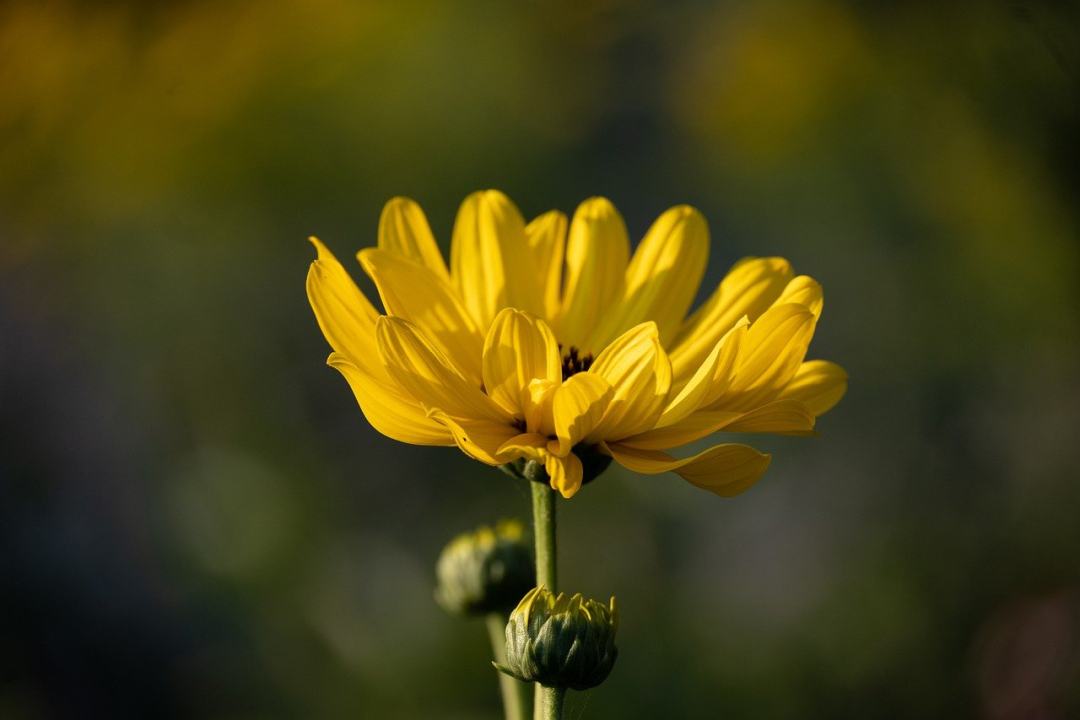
[539,686,565,719]
[529,476,561,719]
[530,478,556,591]
[486,613,531,720]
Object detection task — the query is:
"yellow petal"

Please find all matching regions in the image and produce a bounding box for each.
[545,452,584,498]
[623,330,814,450]
[359,247,484,382]
[657,318,747,427]
[606,442,771,497]
[587,322,673,441]
[375,316,509,423]
[719,303,816,411]
[497,433,548,462]
[722,399,816,435]
[615,409,743,451]
[428,410,520,466]
[590,205,709,349]
[306,237,380,368]
[777,275,823,318]
[328,353,453,446]
[697,319,749,407]
[778,360,848,416]
[524,378,557,436]
[450,189,538,327]
[551,374,612,456]
[557,197,630,351]
[670,256,794,383]
[526,210,567,322]
[482,308,562,417]
[377,197,450,281]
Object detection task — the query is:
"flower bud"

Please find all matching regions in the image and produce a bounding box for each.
[435,520,535,616]
[498,587,618,690]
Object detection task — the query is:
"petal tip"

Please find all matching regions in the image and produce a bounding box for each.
[308,235,332,260]
[382,195,418,212]
[577,196,619,219]
[355,246,379,269]
[666,203,704,222]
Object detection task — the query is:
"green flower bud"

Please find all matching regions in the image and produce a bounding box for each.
[497,587,618,690]
[434,520,535,616]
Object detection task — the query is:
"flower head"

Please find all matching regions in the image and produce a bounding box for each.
[307,190,846,498]
[497,587,618,691]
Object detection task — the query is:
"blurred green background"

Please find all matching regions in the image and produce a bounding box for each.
[2,0,1079,717]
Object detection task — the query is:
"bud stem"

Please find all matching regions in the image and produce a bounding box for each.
[539,686,565,719]
[530,481,557,592]
[486,613,531,720]
[530,479,561,718]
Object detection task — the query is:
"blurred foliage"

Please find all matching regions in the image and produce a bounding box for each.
[2,0,1079,718]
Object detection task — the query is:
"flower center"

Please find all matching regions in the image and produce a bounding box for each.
[559,344,594,380]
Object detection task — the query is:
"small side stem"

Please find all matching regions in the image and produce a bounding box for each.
[529,477,561,719]
[486,613,530,720]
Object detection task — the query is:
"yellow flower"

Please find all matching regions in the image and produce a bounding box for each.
[307,190,846,499]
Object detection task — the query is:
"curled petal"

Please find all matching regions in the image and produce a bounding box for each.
[606,442,771,497]
[545,452,585,499]
[497,433,549,462]
[722,399,816,435]
[615,410,743,451]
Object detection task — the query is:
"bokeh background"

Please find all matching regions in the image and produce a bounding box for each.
[3,0,1079,717]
